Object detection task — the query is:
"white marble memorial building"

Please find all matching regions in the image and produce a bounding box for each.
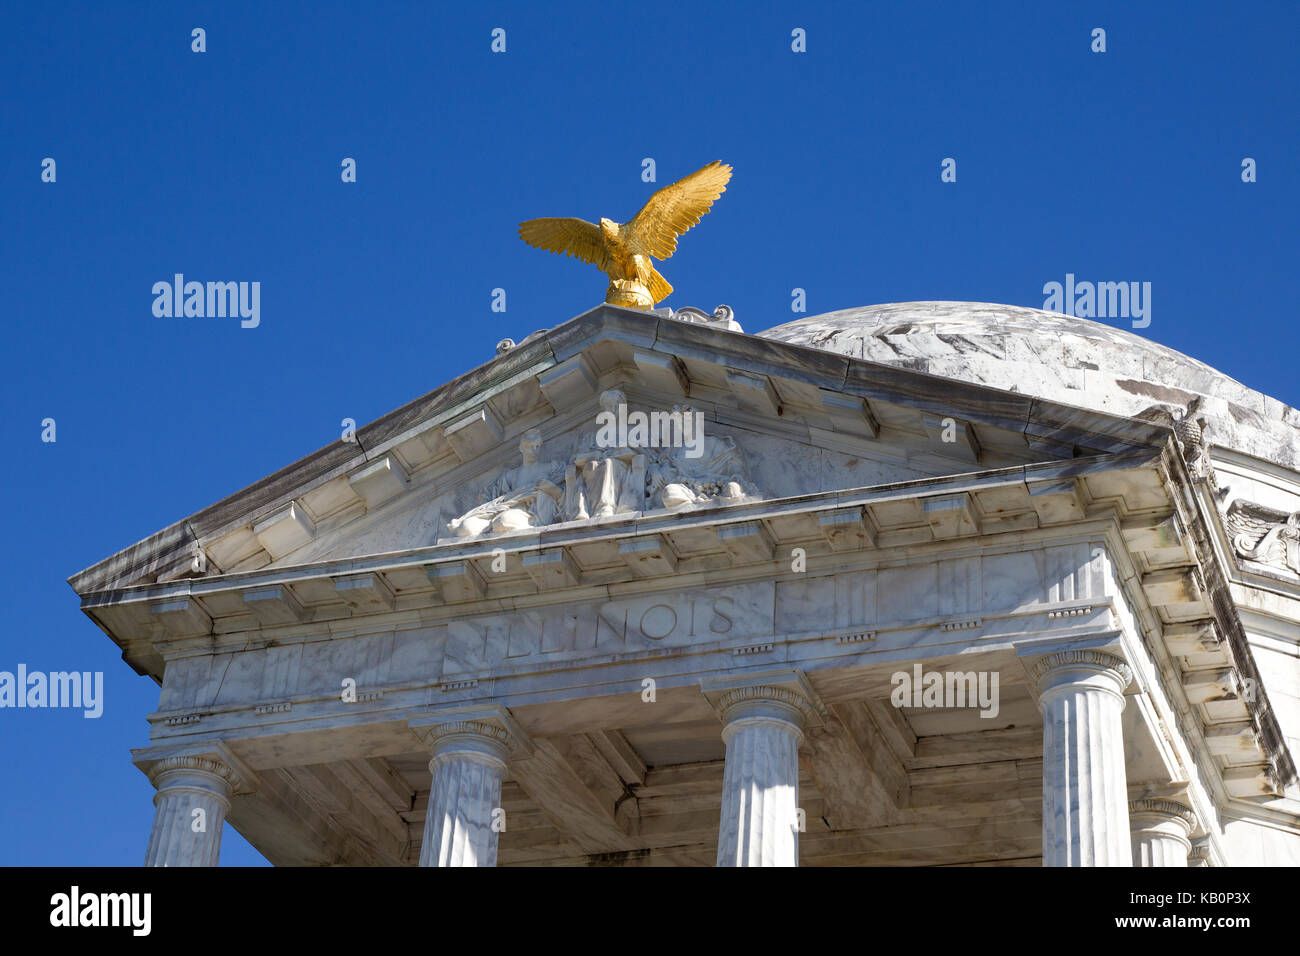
[70,301,1300,866]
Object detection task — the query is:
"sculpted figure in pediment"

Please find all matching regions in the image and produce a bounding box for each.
[447,429,564,538]
[646,404,756,510]
[565,388,645,520]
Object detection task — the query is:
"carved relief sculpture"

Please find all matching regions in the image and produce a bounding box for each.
[446,396,764,537]
[1225,499,1300,576]
[446,429,564,538]
[1137,397,1214,481]
[646,404,755,509]
[565,389,645,519]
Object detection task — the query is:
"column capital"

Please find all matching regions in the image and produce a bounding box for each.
[136,742,251,867]
[1028,649,1132,700]
[701,668,825,731]
[132,742,257,796]
[408,703,531,761]
[422,719,510,746]
[1129,798,1198,831]
[1130,798,1197,866]
[716,685,813,728]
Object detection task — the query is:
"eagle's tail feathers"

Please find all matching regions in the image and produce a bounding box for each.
[647,267,673,304]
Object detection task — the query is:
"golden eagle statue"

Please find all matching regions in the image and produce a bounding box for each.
[518,160,732,310]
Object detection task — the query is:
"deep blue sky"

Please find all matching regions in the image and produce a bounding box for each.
[1,1,1295,865]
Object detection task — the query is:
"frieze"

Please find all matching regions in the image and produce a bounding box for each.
[441,581,773,676]
[152,542,1123,716]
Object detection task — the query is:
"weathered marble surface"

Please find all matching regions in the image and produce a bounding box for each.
[759,302,1300,470]
[141,757,237,867]
[1031,650,1134,866]
[714,686,809,867]
[1129,799,1196,867]
[1220,814,1300,865]
[415,721,509,867]
[153,542,1113,713]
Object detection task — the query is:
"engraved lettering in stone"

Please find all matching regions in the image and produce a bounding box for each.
[428,582,771,675]
[639,604,678,640]
[540,608,579,654]
[595,606,628,648]
[506,612,541,658]
[710,595,735,633]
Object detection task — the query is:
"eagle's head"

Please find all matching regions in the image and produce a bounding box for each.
[598,217,618,240]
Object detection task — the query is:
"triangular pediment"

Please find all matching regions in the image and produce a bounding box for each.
[266,387,1074,570]
[70,302,1167,596]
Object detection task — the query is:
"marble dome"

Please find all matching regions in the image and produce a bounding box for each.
[759,302,1300,471]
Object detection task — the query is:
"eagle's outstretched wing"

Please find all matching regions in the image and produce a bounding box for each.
[625,161,732,261]
[518,217,610,271]
[1225,499,1292,556]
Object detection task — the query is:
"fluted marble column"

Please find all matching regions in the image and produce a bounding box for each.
[715,685,810,867]
[1130,799,1197,866]
[418,720,510,867]
[143,755,239,867]
[1030,650,1134,866]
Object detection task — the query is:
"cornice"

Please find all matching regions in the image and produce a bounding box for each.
[1173,461,1298,794]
